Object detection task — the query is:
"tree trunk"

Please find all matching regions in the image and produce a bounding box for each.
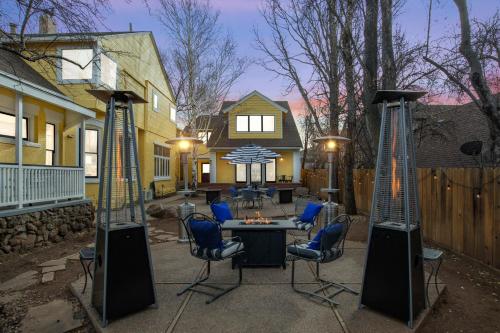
[341,0,357,214]
[380,0,397,90]
[363,0,379,166]
[453,0,500,164]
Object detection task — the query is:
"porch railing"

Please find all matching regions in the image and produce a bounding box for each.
[0,164,85,208]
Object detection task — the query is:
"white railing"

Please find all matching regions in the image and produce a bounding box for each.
[0,164,84,208]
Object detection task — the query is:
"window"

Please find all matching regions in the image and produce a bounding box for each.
[202,163,210,173]
[0,112,27,139]
[235,115,275,132]
[170,107,176,122]
[154,144,170,179]
[100,53,117,89]
[61,49,93,80]
[235,163,261,183]
[85,129,98,177]
[45,123,55,166]
[197,130,212,144]
[153,93,159,112]
[265,159,276,182]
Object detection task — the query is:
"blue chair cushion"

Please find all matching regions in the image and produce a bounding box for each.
[210,202,233,223]
[189,219,223,251]
[299,202,323,224]
[307,223,344,250]
[266,187,276,197]
[229,186,239,198]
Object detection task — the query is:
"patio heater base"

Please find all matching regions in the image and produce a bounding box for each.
[177,201,195,243]
[361,225,425,323]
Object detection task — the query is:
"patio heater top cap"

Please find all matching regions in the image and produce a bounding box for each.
[165,136,204,152]
[371,90,427,104]
[86,89,148,104]
[314,135,350,152]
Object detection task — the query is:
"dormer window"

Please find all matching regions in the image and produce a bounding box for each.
[61,49,93,80]
[236,115,275,132]
[197,130,212,143]
[100,53,117,89]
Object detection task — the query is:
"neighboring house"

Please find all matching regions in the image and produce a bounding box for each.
[0,20,178,211]
[190,90,303,185]
[413,99,496,168]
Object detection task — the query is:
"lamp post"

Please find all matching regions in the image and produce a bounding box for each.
[313,135,350,226]
[166,136,203,242]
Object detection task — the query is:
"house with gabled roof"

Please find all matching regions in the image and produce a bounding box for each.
[191,90,303,185]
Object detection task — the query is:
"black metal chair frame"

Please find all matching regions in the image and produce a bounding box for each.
[284,196,323,240]
[288,214,359,306]
[422,247,443,306]
[79,247,95,294]
[177,212,245,304]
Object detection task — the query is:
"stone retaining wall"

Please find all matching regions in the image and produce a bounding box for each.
[0,202,95,254]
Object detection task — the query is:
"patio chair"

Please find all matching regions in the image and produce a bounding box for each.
[79,247,95,294]
[178,212,245,304]
[278,175,286,183]
[259,186,277,208]
[241,188,258,209]
[287,214,358,305]
[228,186,243,217]
[289,197,324,239]
[210,200,235,224]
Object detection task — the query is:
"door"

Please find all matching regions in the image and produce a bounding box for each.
[201,163,210,183]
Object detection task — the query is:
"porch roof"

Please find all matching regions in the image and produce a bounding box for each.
[0,50,95,118]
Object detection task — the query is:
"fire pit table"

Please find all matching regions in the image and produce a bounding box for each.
[222,219,297,269]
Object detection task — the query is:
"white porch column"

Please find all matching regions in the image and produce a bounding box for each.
[293,150,301,183]
[15,93,23,208]
[209,151,217,183]
[80,120,86,198]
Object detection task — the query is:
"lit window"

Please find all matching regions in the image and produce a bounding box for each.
[251,163,261,182]
[265,158,276,182]
[262,115,275,132]
[197,130,212,144]
[45,123,55,166]
[85,129,98,177]
[170,107,176,122]
[235,163,261,182]
[61,49,93,80]
[0,112,27,139]
[202,163,210,173]
[154,144,170,179]
[153,93,159,112]
[236,115,248,132]
[100,53,117,89]
[249,115,262,131]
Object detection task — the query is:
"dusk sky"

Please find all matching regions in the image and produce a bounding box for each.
[100,0,498,114]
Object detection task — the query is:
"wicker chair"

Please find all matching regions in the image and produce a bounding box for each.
[287,214,358,305]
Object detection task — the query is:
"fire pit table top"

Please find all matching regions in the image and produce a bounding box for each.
[222,219,297,230]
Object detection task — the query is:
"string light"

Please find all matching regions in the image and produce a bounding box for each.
[447,184,451,190]
[476,193,481,199]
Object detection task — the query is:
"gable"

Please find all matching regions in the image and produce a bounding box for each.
[222,90,288,114]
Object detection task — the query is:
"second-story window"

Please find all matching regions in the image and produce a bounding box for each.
[236,115,275,132]
[100,54,117,89]
[170,107,176,122]
[61,49,93,80]
[153,93,159,112]
[197,130,212,144]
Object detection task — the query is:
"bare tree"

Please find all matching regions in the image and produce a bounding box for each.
[380,0,397,90]
[157,0,248,186]
[423,2,499,164]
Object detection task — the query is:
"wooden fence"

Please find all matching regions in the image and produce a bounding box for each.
[302,168,500,269]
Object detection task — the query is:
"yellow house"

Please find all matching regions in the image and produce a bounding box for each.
[0,29,178,211]
[191,91,303,185]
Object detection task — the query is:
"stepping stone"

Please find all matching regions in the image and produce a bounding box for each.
[64,253,80,261]
[0,270,38,292]
[0,291,22,304]
[41,265,66,274]
[154,234,170,241]
[148,227,156,232]
[167,236,179,242]
[42,272,55,283]
[155,229,167,233]
[21,299,83,333]
[39,258,67,267]
[164,231,177,236]
[86,243,95,248]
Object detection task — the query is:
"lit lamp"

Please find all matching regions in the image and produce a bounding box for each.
[166,136,203,242]
[313,135,350,226]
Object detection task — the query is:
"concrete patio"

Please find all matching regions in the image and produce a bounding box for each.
[71,233,445,333]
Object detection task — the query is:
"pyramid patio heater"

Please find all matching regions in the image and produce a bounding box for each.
[88,90,157,327]
[360,90,426,328]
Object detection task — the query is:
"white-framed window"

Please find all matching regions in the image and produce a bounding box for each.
[153,93,159,112]
[85,129,99,177]
[197,130,212,144]
[236,115,275,132]
[61,49,93,80]
[100,53,117,89]
[235,163,261,183]
[45,123,56,166]
[0,111,28,139]
[265,158,276,182]
[170,107,176,122]
[154,144,170,179]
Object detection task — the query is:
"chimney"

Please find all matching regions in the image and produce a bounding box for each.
[38,12,57,34]
[9,23,17,34]
[129,22,133,32]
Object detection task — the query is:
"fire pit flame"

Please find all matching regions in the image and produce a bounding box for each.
[243,211,273,225]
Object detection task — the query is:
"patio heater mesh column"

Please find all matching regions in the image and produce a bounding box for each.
[360,90,426,328]
[88,90,156,327]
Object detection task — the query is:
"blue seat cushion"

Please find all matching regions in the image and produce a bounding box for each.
[189,219,223,251]
[307,223,344,250]
[299,202,323,224]
[210,202,233,223]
